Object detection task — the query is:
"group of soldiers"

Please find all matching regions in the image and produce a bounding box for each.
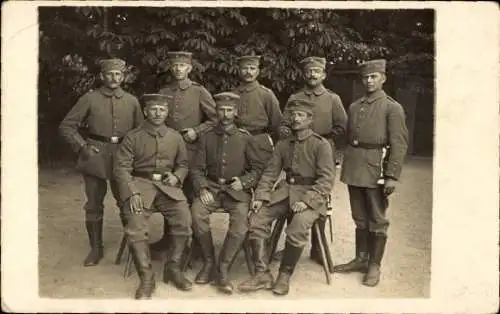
[59,51,408,300]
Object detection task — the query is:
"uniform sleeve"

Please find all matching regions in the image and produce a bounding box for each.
[239,136,264,190]
[330,93,348,144]
[254,142,284,202]
[191,133,210,195]
[133,97,145,127]
[192,87,217,136]
[58,93,90,153]
[385,102,409,180]
[265,90,284,142]
[172,135,189,183]
[302,139,336,211]
[114,133,139,202]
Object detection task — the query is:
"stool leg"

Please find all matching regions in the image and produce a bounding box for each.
[181,245,193,273]
[267,217,286,264]
[328,215,334,242]
[243,238,255,276]
[313,223,331,285]
[124,249,134,278]
[115,233,128,265]
[320,221,335,274]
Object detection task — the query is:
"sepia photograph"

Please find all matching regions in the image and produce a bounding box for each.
[1,1,498,313]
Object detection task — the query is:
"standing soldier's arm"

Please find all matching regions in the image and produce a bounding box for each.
[114,134,138,203]
[132,98,145,127]
[190,134,209,195]
[303,139,336,211]
[192,87,217,136]
[265,91,284,142]
[385,102,409,180]
[330,93,348,143]
[240,137,265,190]
[59,94,91,153]
[172,134,189,184]
[254,143,284,202]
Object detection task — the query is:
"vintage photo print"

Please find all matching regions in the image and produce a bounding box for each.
[1,1,498,313]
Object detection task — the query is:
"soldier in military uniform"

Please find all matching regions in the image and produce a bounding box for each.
[150,51,217,253]
[59,58,144,267]
[335,59,409,287]
[190,92,262,294]
[114,94,193,299]
[238,99,336,296]
[231,55,283,168]
[278,56,347,265]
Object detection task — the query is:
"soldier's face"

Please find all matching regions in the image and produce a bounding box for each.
[304,66,325,87]
[217,104,237,126]
[362,72,386,93]
[100,70,124,89]
[144,103,169,126]
[170,62,192,80]
[290,110,312,131]
[239,64,260,82]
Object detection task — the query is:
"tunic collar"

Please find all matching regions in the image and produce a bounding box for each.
[99,86,125,98]
[142,121,169,137]
[174,78,193,90]
[361,89,386,104]
[303,84,326,96]
[214,123,237,135]
[238,80,259,93]
[291,128,314,141]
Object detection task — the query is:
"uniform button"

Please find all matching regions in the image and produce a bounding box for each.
[353,139,359,145]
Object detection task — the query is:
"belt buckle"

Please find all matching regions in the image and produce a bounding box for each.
[110,136,120,144]
[218,178,226,185]
[151,173,162,182]
[352,139,359,146]
[288,177,295,184]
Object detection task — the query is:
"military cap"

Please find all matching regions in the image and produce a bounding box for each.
[213,92,241,108]
[236,55,261,67]
[286,98,314,115]
[300,56,326,69]
[359,59,387,76]
[99,58,126,72]
[140,94,173,107]
[167,51,193,64]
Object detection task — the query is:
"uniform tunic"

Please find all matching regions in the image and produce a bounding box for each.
[114,122,192,241]
[249,129,336,247]
[190,124,262,238]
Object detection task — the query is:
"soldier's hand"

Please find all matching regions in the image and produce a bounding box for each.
[163,172,179,187]
[199,188,215,205]
[229,177,243,191]
[251,200,263,212]
[80,143,100,159]
[182,128,197,143]
[291,201,308,213]
[278,126,292,139]
[129,194,144,214]
[384,178,397,196]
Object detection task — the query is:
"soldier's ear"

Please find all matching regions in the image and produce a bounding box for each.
[186,64,193,73]
[99,72,105,81]
[381,73,387,84]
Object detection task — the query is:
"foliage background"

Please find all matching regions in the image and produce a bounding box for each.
[38,7,434,164]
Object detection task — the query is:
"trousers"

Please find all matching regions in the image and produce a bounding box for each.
[348,185,389,234]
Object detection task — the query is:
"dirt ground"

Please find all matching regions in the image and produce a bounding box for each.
[38,157,432,300]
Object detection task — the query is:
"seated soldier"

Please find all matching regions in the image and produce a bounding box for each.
[238,99,336,296]
[114,94,193,299]
[190,92,262,294]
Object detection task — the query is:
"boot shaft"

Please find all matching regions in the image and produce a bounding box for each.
[278,242,304,275]
[355,228,369,256]
[85,220,103,248]
[249,238,269,273]
[369,232,387,265]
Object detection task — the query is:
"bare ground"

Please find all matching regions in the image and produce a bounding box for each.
[38,157,432,300]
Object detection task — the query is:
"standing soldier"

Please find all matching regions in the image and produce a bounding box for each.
[114,94,193,299]
[335,59,408,287]
[279,56,347,264]
[238,99,336,296]
[190,92,262,294]
[231,55,283,168]
[150,51,217,253]
[59,58,144,267]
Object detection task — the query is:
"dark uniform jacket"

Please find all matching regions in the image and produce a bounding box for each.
[114,122,189,208]
[59,86,144,179]
[340,90,409,188]
[158,79,217,162]
[254,129,335,215]
[191,125,262,202]
[231,80,283,141]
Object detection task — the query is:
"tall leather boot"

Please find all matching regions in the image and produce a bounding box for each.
[84,220,104,266]
[363,232,387,287]
[150,219,170,252]
[272,241,303,296]
[129,240,156,299]
[217,234,244,294]
[194,231,216,284]
[163,235,193,291]
[333,228,369,273]
[238,239,274,292]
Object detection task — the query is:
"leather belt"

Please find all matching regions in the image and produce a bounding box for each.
[132,171,164,182]
[207,175,235,185]
[88,133,123,144]
[349,140,387,149]
[285,173,315,185]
